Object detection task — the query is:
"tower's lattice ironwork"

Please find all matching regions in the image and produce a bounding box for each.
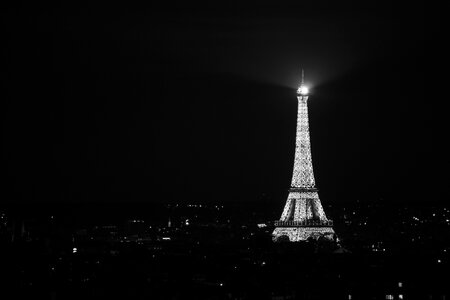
[272,71,335,242]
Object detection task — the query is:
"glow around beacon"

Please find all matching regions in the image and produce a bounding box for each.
[298,85,309,95]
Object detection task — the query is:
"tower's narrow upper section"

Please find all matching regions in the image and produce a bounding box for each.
[291,70,316,189]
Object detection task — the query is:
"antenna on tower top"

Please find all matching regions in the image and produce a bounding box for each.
[297,68,309,95]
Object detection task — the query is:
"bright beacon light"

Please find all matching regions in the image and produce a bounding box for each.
[297,85,309,95]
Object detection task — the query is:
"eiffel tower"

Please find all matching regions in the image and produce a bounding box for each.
[272,70,335,242]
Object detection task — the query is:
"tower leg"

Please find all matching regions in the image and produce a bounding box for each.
[280,198,295,221]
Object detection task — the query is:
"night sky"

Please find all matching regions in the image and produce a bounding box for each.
[2,2,444,205]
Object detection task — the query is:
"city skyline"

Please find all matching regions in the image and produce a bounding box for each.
[1,2,447,299]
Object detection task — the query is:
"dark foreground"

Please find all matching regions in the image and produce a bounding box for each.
[1,202,449,300]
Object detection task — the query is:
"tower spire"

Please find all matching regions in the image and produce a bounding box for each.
[297,68,309,96]
[272,71,335,242]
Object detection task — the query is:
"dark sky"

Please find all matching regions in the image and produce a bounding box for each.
[1,1,444,205]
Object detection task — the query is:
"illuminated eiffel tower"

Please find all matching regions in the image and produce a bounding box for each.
[272,70,335,242]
